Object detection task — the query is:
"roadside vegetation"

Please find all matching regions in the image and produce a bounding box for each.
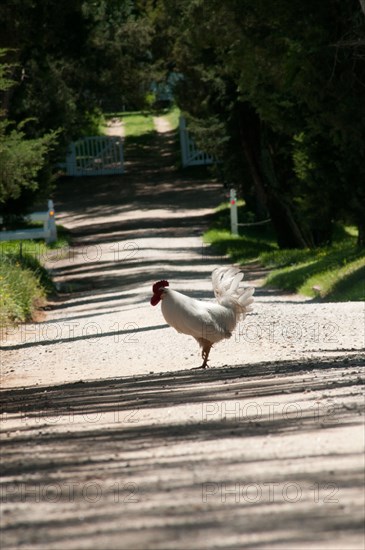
[204,203,365,301]
[0,233,68,330]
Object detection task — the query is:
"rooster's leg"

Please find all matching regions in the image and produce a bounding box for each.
[201,345,211,368]
[193,341,212,369]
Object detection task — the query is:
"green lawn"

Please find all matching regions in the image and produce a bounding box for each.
[203,202,277,262]
[121,111,156,138]
[204,202,365,301]
[262,243,365,301]
[104,107,180,136]
[103,106,180,138]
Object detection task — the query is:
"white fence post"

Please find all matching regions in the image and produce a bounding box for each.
[46,199,57,243]
[230,188,238,236]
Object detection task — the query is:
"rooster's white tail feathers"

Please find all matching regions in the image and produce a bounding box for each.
[212,266,254,317]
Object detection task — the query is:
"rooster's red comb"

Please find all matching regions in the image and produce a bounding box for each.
[152,280,169,294]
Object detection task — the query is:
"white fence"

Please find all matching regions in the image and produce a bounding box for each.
[66,136,124,176]
[0,200,57,244]
[229,188,271,236]
[64,121,212,173]
[179,116,215,167]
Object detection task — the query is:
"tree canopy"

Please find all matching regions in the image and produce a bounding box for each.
[0,50,58,214]
[1,0,364,246]
[0,0,153,141]
[150,0,365,246]
[0,0,153,215]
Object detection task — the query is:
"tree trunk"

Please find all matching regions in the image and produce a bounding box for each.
[238,111,308,249]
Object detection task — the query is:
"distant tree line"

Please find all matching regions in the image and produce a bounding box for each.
[1,0,364,248]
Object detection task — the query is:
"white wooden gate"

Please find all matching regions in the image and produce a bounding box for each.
[179,116,215,167]
[66,136,124,176]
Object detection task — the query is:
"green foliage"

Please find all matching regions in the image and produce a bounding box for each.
[0,2,155,216]
[0,48,16,90]
[0,51,59,214]
[0,259,44,327]
[0,236,67,328]
[152,0,365,247]
[203,202,277,262]
[1,1,154,142]
[2,1,365,247]
[204,201,364,301]
[0,250,47,327]
[0,119,58,205]
[78,109,106,138]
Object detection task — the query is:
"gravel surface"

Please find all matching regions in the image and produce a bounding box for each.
[0,121,364,550]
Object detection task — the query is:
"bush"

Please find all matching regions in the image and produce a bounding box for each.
[0,242,56,329]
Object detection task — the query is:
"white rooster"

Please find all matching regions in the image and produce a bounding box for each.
[150,266,254,368]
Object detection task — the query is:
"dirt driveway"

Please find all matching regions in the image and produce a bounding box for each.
[1,121,364,549]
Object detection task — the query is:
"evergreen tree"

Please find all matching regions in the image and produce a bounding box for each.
[152,0,365,247]
[0,52,58,219]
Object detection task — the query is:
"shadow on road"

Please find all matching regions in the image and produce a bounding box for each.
[1,355,364,549]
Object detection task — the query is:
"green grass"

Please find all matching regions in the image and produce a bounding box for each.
[203,202,277,262]
[0,230,69,329]
[121,111,156,138]
[104,106,180,137]
[260,227,365,301]
[204,202,364,301]
[103,110,155,138]
[105,108,181,166]
[162,105,180,131]
[327,262,365,301]
[263,243,365,301]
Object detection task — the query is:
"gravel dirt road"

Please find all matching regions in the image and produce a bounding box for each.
[1,121,364,550]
